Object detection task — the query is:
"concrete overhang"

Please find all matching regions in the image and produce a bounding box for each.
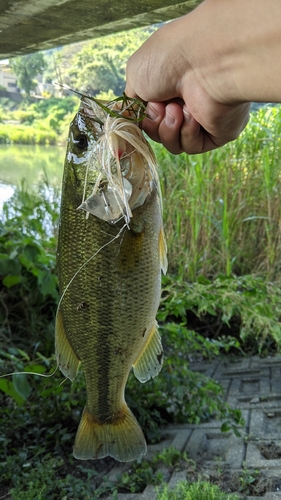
[0,0,201,60]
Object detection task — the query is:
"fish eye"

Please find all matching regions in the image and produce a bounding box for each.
[74,134,88,150]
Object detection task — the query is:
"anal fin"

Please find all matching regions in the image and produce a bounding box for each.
[132,321,163,383]
[55,309,80,381]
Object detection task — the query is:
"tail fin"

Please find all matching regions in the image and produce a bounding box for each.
[73,404,147,462]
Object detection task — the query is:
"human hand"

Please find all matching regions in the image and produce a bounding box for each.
[125,10,251,155]
[131,100,250,156]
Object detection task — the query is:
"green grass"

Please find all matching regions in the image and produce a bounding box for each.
[155,105,281,281]
[156,480,240,500]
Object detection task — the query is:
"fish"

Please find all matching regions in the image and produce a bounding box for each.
[55,95,167,463]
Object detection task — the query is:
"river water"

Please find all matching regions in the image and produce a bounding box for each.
[0,144,65,211]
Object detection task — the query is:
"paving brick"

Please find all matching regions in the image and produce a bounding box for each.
[228,374,271,397]
[245,440,281,469]
[184,429,245,468]
[212,357,252,378]
[249,408,281,439]
[112,495,143,500]
[169,429,192,451]
[217,367,264,380]
[227,394,281,410]
[246,479,281,499]
[219,377,231,393]
[103,354,281,499]
[247,496,281,500]
[168,470,187,489]
[145,430,178,461]
[250,354,281,369]
[188,359,220,378]
[141,484,157,499]
[107,464,127,482]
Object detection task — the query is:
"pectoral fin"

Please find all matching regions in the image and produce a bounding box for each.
[55,309,80,381]
[159,226,168,274]
[132,321,163,383]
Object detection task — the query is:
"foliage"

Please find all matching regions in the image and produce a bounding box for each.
[157,104,281,281]
[156,480,240,500]
[153,447,190,470]
[117,459,163,493]
[159,274,281,355]
[10,53,46,95]
[239,466,260,495]
[55,27,155,96]
[7,27,155,99]
[0,123,57,145]
[0,95,78,145]
[95,88,118,101]
[0,180,59,357]
[0,97,15,123]
[0,183,245,498]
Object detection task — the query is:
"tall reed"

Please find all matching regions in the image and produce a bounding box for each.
[155,105,281,281]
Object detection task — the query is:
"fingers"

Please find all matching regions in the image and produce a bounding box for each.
[141,101,250,155]
[157,103,185,155]
[141,102,165,142]
[142,102,208,155]
[126,91,251,155]
[142,102,183,154]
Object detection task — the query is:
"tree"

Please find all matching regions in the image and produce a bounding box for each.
[10,52,46,95]
[56,27,156,96]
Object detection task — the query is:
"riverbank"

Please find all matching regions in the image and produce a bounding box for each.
[0,95,78,145]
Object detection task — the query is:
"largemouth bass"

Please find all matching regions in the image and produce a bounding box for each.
[55,96,167,462]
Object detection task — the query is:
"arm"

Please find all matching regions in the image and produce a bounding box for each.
[125,0,281,154]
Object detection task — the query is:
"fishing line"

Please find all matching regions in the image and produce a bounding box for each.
[59,377,68,386]
[0,362,59,380]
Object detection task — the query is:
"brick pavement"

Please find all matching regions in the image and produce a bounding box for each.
[104,354,281,499]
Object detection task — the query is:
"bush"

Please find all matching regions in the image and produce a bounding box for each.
[0,123,57,145]
[0,96,78,144]
[159,274,281,355]
[0,180,59,355]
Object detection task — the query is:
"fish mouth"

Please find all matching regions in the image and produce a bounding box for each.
[75,98,160,227]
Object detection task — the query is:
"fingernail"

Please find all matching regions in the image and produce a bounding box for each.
[146,104,158,120]
[183,109,192,123]
[165,110,175,127]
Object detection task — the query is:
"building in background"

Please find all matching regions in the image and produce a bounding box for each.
[0,62,19,93]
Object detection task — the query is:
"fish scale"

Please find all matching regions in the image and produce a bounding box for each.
[55,97,167,462]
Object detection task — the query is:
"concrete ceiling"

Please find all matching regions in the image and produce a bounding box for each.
[0,0,201,60]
